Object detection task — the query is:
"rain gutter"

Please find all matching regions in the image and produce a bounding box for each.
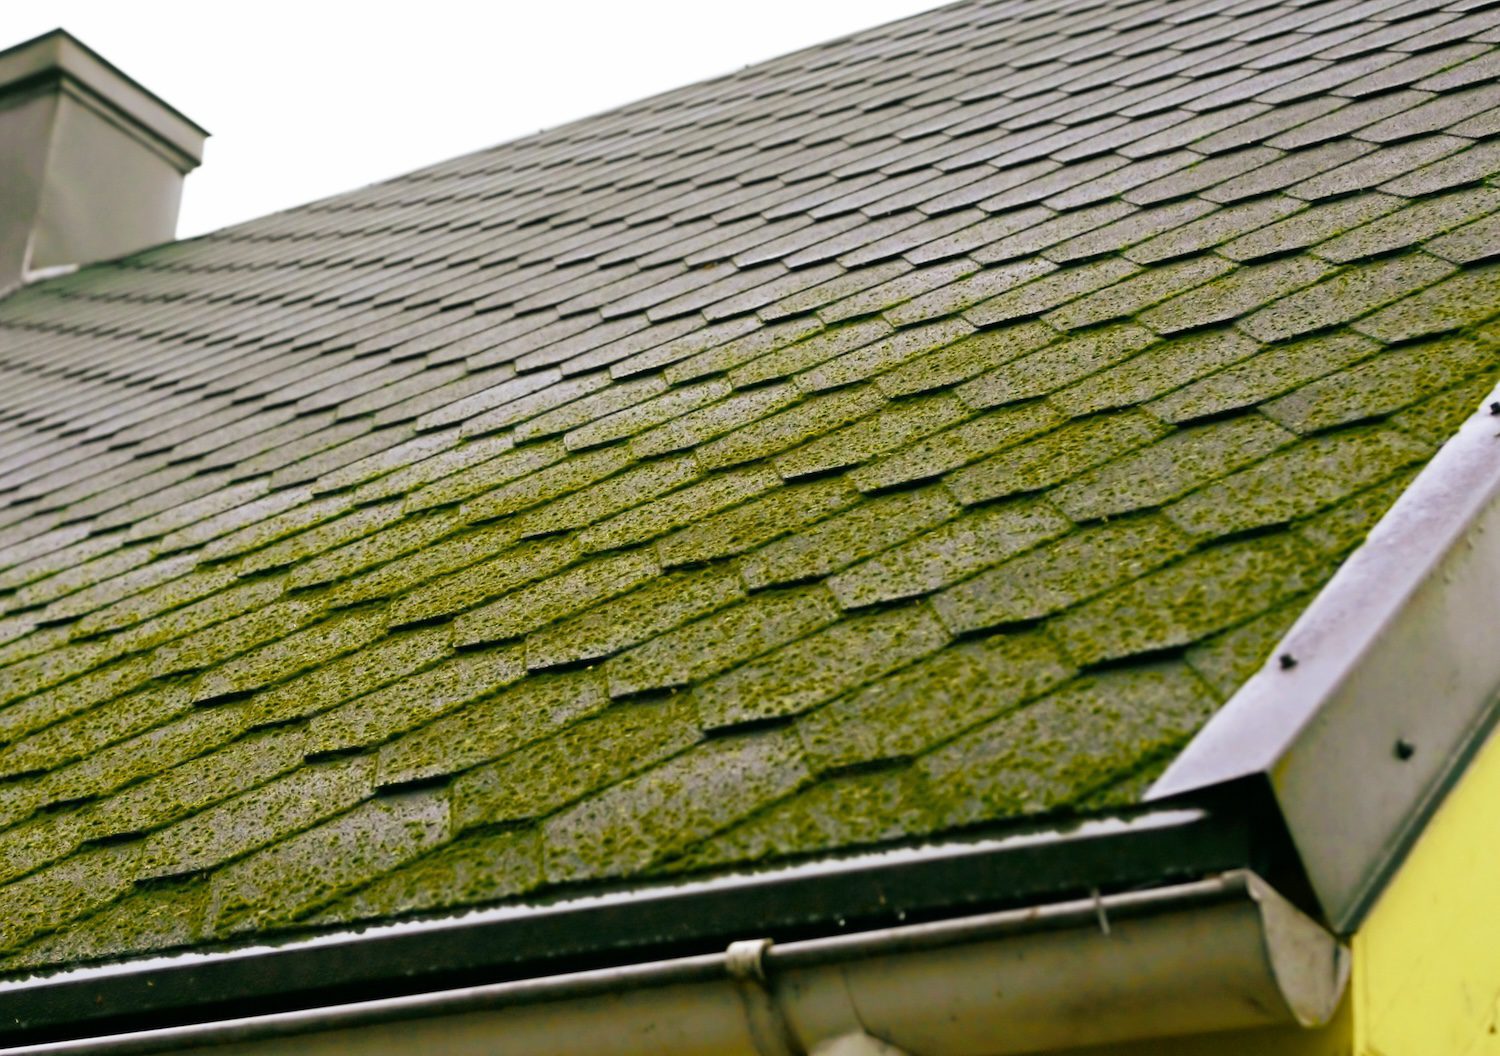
[0,791,1311,1049]
[5,870,1345,1056]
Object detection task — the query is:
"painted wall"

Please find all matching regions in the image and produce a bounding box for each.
[1063,721,1500,1056]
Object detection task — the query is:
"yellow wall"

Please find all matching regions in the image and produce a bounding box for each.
[1353,722,1500,1055]
[1059,721,1500,1056]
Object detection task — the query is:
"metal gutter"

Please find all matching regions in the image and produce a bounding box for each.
[0,792,1310,1047]
[4,871,1347,1056]
[1151,382,1500,933]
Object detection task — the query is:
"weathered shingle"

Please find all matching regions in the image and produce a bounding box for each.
[1,0,1498,974]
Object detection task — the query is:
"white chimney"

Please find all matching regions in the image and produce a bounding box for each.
[0,29,207,291]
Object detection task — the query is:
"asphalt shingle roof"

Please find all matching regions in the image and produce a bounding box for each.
[1,0,1499,975]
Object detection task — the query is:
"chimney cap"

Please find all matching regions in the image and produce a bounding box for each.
[0,28,207,172]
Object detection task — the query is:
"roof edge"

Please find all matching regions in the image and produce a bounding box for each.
[4,871,1346,1056]
[0,792,1302,1047]
[1150,380,1500,933]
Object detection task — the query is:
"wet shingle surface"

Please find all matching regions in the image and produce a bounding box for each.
[1,0,1499,974]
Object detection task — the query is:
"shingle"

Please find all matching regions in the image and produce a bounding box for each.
[957,324,1158,409]
[1049,533,1329,666]
[1264,333,1500,432]
[740,486,959,590]
[1314,186,1500,263]
[1355,81,1500,141]
[1219,192,1405,261]
[542,727,810,884]
[656,477,860,567]
[1149,331,1382,422]
[1046,199,1219,264]
[1051,413,1297,521]
[963,258,1143,326]
[916,662,1219,818]
[798,629,1076,772]
[1138,256,1337,334]
[932,515,1194,634]
[1379,139,1500,196]
[5,0,1500,971]
[524,567,744,671]
[850,399,1065,493]
[1044,257,1237,331]
[1240,253,1458,341]
[827,501,1073,609]
[1290,134,1471,199]
[1424,213,1500,265]
[1203,139,1377,201]
[1165,425,1432,536]
[946,410,1170,505]
[1124,196,1306,264]
[604,586,841,698]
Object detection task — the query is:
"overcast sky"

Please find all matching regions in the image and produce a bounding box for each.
[2,2,942,237]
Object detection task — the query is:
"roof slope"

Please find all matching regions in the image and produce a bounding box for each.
[1,0,1498,975]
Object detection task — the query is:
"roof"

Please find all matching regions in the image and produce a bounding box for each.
[0,0,1498,980]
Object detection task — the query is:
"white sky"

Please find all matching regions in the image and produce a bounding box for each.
[2,2,943,237]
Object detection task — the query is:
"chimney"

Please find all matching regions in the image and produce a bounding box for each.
[0,29,207,291]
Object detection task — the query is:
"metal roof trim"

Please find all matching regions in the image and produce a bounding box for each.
[1151,380,1500,933]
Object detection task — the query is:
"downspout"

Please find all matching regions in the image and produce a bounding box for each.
[7,871,1346,1056]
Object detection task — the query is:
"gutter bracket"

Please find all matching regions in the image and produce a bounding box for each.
[727,938,803,1056]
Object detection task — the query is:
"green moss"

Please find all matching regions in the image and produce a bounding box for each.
[206,792,449,936]
[1052,414,1296,521]
[798,629,1072,773]
[1148,331,1380,423]
[1354,264,1500,343]
[604,586,840,698]
[541,726,810,886]
[1241,253,1457,343]
[1051,328,1264,418]
[375,670,607,786]
[957,324,1157,409]
[875,320,1057,398]
[947,409,1168,505]
[964,257,1141,326]
[915,662,1218,820]
[1050,532,1329,666]
[139,755,375,878]
[385,536,578,629]
[656,477,859,568]
[1261,335,1500,434]
[1044,255,1235,331]
[933,514,1193,634]
[305,827,543,927]
[305,645,524,756]
[1186,594,1310,698]
[851,399,1062,492]
[1124,195,1303,264]
[698,386,888,469]
[576,465,781,554]
[828,500,1072,609]
[455,549,661,648]
[697,602,951,731]
[452,696,699,829]
[630,384,802,459]
[1166,425,1431,539]
[1139,255,1334,335]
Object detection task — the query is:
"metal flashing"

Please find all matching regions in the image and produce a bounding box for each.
[1151,380,1500,934]
[0,30,207,164]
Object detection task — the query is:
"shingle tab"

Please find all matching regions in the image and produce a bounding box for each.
[2,0,1498,972]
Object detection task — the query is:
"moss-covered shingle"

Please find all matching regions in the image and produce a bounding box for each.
[2,0,1498,974]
